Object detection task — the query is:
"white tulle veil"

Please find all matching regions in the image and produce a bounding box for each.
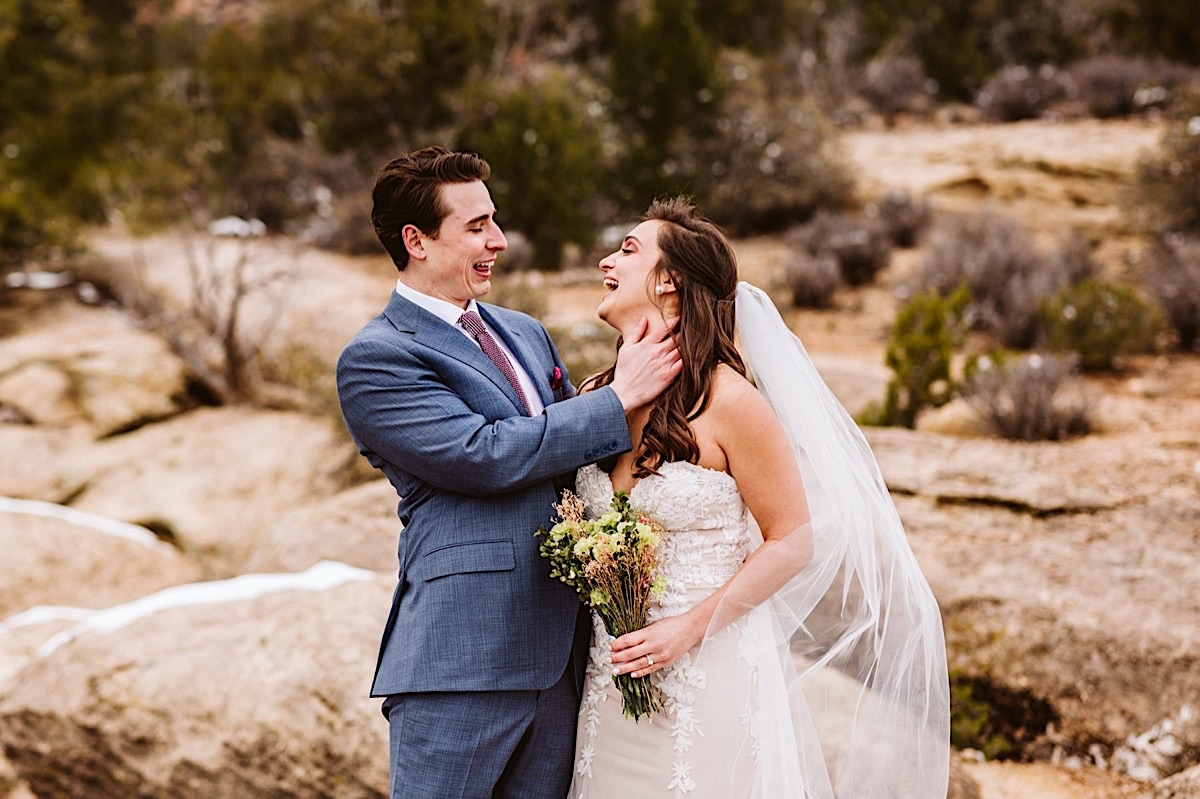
[697,282,950,797]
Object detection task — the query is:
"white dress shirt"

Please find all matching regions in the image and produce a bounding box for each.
[395,278,546,415]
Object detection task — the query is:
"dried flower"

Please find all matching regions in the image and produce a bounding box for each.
[536,489,669,720]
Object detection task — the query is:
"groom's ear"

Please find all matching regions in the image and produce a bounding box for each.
[401,224,427,262]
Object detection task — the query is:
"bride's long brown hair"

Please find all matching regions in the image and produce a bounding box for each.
[582,196,746,478]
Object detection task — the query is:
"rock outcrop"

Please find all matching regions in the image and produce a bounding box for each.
[0,563,390,799]
[65,406,359,576]
[870,426,1200,782]
[0,303,189,436]
[243,479,401,574]
[0,499,201,621]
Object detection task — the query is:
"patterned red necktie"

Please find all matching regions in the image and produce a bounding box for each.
[459,310,533,417]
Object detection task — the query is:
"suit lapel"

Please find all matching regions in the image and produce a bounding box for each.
[383,293,529,414]
[479,305,554,408]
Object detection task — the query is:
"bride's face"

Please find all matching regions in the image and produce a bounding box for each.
[597,219,675,333]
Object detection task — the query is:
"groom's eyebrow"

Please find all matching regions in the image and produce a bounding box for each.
[466,209,496,226]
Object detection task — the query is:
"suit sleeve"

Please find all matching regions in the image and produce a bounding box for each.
[337,332,630,496]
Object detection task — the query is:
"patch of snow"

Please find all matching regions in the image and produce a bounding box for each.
[3,271,74,290]
[208,216,267,237]
[0,605,93,633]
[0,497,171,552]
[36,560,374,656]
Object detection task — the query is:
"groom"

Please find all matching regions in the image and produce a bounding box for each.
[337,147,680,798]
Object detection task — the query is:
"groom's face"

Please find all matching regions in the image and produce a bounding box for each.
[407,180,507,308]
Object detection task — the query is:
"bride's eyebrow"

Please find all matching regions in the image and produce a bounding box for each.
[624,236,641,248]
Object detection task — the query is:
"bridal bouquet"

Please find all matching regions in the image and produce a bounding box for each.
[536,489,668,721]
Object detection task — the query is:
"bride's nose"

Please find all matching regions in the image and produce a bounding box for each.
[598,251,617,272]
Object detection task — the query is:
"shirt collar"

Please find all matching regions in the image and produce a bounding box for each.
[395,278,480,328]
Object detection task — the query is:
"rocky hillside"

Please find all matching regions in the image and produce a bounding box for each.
[0,117,1197,799]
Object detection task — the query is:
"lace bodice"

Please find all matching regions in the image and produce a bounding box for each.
[575,461,753,620]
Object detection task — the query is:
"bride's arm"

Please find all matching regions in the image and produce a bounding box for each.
[610,371,814,677]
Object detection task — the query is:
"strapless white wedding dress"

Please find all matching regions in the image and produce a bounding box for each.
[568,461,805,798]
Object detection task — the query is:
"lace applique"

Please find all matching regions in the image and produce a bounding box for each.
[577,615,615,781]
[734,617,764,766]
[657,650,708,793]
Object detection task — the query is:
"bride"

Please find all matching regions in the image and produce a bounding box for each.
[567,197,950,798]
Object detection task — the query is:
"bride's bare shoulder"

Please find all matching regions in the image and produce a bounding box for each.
[710,364,770,415]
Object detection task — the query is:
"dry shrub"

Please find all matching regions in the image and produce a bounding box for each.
[1144,233,1200,352]
[1050,230,1101,285]
[1066,55,1196,119]
[691,51,857,235]
[791,211,893,288]
[547,321,619,388]
[919,210,1068,349]
[259,341,341,421]
[780,250,840,309]
[1134,89,1200,237]
[485,269,548,319]
[128,234,297,405]
[861,55,933,121]
[975,64,1072,121]
[866,188,933,248]
[965,352,1091,441]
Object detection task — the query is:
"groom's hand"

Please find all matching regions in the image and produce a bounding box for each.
[609,317,682,412]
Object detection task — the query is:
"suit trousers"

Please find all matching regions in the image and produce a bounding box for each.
[382,660,580,799]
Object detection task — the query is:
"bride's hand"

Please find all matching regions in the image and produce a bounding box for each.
[609,613,704,678]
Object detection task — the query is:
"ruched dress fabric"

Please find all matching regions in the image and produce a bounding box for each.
[568,461,798,799]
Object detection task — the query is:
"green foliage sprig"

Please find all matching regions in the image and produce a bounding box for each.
[1037,279,1162,371]
[862,286,970,428]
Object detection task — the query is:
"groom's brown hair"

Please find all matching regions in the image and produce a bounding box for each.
[372,146,491,271]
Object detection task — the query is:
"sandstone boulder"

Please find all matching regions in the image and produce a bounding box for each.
[811,353,890,418]
[68,407,358,576]
[870,427,1200,781]
[0,424,96,501]
[0,498,201,620]
[948,758,982,799]
[243,479,400,574]
[0,498,203,692]
[0,303,188,436]
[0,562,390,799]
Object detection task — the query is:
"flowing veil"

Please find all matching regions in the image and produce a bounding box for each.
[698,282,950,797]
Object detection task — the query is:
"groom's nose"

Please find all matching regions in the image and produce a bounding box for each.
[487,220,507,251]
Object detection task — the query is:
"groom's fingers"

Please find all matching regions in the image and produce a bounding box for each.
[646,316,679,345]
[625,317,650,345]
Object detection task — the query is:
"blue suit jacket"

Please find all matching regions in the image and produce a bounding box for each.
[337,292,630,695]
